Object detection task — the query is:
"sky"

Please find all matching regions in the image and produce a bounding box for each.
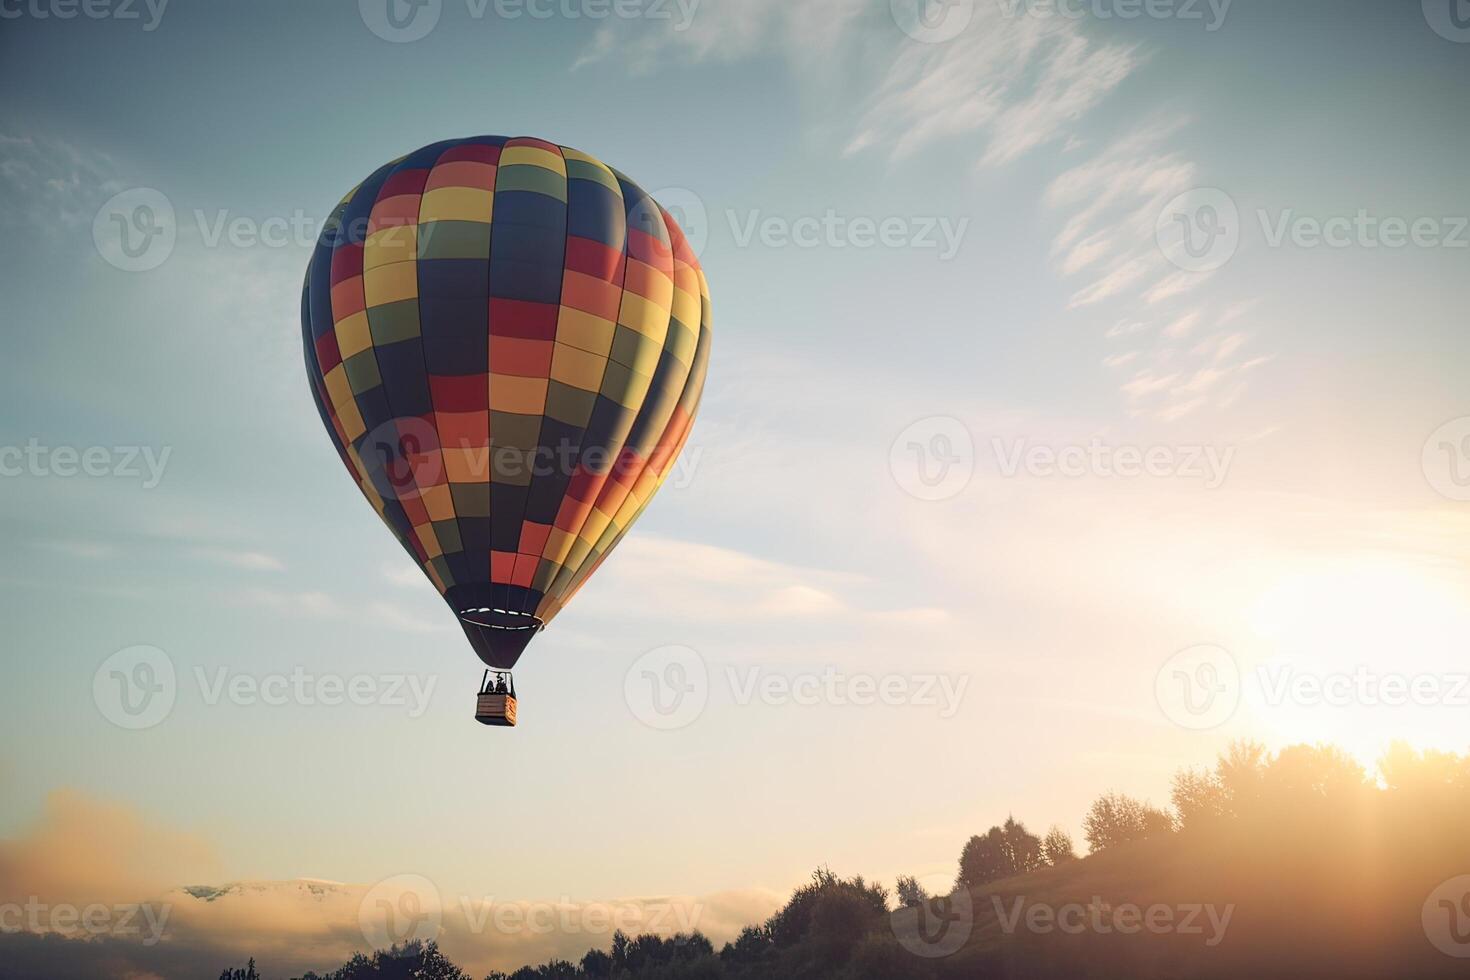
[1,0,1467,975]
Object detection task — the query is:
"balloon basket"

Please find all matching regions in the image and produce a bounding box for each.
[475,694,517,727]
[475,670,517,727]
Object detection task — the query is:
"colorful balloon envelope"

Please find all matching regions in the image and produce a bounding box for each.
[300,136,711,707]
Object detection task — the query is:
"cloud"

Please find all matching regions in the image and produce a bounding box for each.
[1155,395,1208,422]
[1163,311,1202,339]
[1143,269,1212,304]
[192,548,285,572]
[34,538,117,560]
[1045,124,1198,317]
[567,4,1256,426]
[756,583,847,617]
[1216,299,1259,326]
[1172,367,1227,396]
[0,131,122,235]
[1106,319,1149,339]
[0,791,783,978]
[575,534,947,628]
[0,790,220,910]
[849,9,1139,166]
[977,33,1140,167]
[1042,118,1272,421]
[1119,371,1180,400]
[1045,120,1196,244]
[574,4,1137,171]
[381,560,424,588]
[231,586,454,635]
[1197,331,1247,362]
[1068,255,1153,308]
[234,587,342,619]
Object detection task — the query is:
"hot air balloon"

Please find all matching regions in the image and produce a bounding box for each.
[300,136,711,727]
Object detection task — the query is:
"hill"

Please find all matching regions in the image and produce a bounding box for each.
[211,740,1470,980]
[909,812,1469,979]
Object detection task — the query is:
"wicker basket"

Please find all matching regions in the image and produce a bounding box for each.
[475,693,517,727]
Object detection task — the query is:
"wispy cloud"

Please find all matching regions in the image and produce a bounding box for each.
[574,4,1138,171]
[1198,331,1247,362]
[579,535,948,628]
[0,131,122,234]
[192,548,285,572]
[848,10,1139,166]
[1163,311,1201,339]
[235,587,342,619]
[33,538,117,561]
[381,560,425,588]
[1043,119,1271,421]
[231,587,453,634]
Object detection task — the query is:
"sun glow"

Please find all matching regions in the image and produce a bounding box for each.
[1242,556,1470,764]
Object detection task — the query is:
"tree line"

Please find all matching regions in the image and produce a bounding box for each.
[217,740,1470,980]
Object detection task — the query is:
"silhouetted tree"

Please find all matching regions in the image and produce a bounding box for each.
[957,816,1043,885]
[719,924,773,969]
[1380,741,1470,795]
[956,831,1006,886]
[1262,743,1367,804]
[673,933,715,959]
[315,941,467,980]
[1379,741,1470,835]
[578,946,612,978]
[1215,738,1268,813]
[1001,816,1043,872]
[1173,740,1453,835]
[842,934,937,980]
[487,961,578,980]
[1171,767,1230,831]
[894,874,929,908]
[766,868,887,950]
[1082,793,1173,852]
[219,959,261,980]
[1041,826,1077,864]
